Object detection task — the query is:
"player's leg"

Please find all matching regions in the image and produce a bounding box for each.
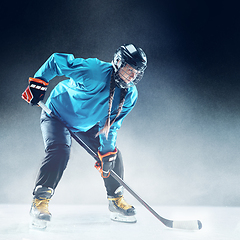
[30,110,72,228]
[103,150,136,223]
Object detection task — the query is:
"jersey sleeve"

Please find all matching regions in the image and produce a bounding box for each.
[33,53,90,82]
[34,53,107,92]
[98,87,138,154]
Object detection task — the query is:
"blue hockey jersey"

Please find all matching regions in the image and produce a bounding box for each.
[34,53,138,153]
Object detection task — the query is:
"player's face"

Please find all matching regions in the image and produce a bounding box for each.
[119,64,139,84]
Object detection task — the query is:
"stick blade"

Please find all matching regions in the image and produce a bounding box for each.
[172,219,202,230]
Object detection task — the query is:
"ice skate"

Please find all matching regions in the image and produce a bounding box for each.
[108,195,137,223]
[30,186,53,229]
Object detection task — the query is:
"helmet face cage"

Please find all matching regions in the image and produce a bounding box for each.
[113,44,147,89]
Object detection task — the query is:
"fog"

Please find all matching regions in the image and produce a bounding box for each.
[1,0,240,208]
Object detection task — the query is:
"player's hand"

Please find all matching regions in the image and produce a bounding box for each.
[21,77,48,105]
[96,148,117,178]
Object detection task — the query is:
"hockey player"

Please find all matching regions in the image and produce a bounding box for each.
[22,44,147,228]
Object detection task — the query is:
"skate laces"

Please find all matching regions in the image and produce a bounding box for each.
[111,196,133,210]
[33,198,50,214]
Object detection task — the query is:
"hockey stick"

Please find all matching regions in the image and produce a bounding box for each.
[37,101,202,230]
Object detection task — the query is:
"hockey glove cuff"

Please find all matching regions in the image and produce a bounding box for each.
[95,148,117,178]
[22,77,48,105]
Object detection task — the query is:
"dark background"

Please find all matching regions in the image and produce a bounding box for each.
[1,0,240,206]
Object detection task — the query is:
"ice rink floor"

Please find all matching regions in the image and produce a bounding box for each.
[1,204,240,240]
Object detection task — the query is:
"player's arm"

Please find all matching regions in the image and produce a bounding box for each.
[33,53,78,80]
[96,89,138,177]
[21,53,84,105]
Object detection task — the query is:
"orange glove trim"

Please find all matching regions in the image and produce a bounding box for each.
[97,148,118,161]
[96,148,117,178]
[29,77,49,86]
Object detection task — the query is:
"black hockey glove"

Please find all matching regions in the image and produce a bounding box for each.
[96,148,117,178]
[22,77,48,105]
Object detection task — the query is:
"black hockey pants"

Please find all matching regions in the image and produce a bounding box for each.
[34,110,124,197]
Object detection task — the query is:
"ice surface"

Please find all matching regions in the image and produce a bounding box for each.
[0,204,240,240]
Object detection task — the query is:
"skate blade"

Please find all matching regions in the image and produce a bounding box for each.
[31,218,48,229]
[110,212,137,223]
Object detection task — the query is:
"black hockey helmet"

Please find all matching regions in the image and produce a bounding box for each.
[112,44,147,89]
